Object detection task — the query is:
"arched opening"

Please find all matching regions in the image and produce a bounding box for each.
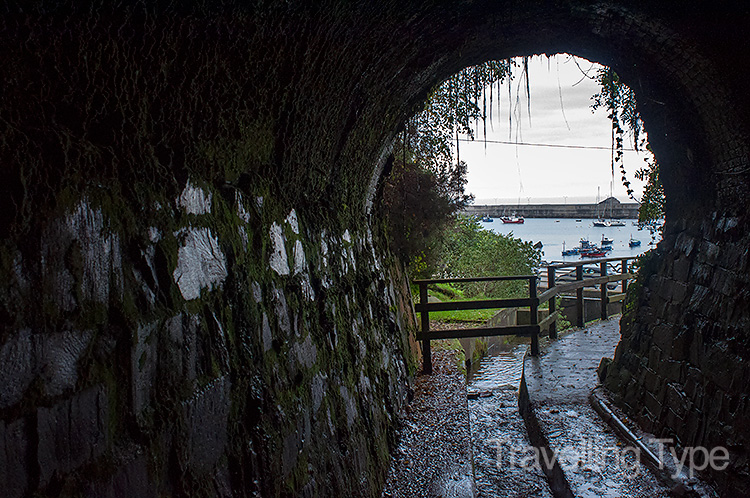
[358,5,749,494]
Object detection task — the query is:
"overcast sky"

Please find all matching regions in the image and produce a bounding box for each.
[459,54,649,205]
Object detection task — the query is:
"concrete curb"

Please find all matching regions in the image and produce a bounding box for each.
[518,350,575,498]
[589,387,715,498]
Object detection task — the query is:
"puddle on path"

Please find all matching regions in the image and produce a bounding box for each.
[466,338,553,498]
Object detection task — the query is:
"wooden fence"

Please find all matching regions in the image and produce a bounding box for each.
[414,256,636,373]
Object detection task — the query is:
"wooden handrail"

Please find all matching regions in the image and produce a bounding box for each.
[416,324,538,341]
[415,297,535,313]
[414,275,535,284]
[417,257,637,374]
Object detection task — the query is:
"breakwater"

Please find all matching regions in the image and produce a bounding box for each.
[464,198,639,220]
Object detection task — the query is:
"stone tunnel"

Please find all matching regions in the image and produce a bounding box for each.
[1,1,749,496]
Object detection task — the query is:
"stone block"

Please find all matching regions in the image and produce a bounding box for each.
[705,348,734,391]
[683,408,704,447]
[37,384,109,485]
[706,388,724,421]
[644,391,663,419]
[181,376,230,476]
[652,325,674,353]
[664,408,685,434]
[642,367,660,393]
[670,329,691,362]
[658,360,683,383]
[684,366,703,400]
[0,329,34,409]
[648,345,662,370]
[85,453,155,498]
[0,418,29,498]
[172,227,228,300]
[672,256,691,281]
[261,312,273,353]
[132,322,158,418]
[36,329,95,398]
[670,281,689,304]
[665,384,688,419]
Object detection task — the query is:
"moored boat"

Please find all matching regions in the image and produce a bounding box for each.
[561,241,579,256]
[580,249,607,258]
[501,213,524,224]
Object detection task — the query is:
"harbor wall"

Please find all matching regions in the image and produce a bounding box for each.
[464,200,640,220]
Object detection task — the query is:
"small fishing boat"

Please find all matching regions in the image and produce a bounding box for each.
[601,236,613,246]
[629,236,641,247]
[501,213,524,224]
[481,215,493,222]
[609,219,626,227]
[580,249,607,258]
[562,242,579,256]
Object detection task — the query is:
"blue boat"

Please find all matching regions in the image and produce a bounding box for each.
[561,241,579,256]
[629,236,641,247]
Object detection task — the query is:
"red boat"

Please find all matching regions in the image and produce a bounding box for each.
[501,213,524,224]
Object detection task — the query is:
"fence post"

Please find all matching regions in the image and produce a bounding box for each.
[419,282,432,374]
[547,266,557,339]
[600,261,608,320]
[530,276,539,356]
[576,265,584,327]
[621,258,629,294]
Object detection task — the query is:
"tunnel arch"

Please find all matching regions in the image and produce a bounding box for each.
[359,3,747,223]
[352,3,750,493]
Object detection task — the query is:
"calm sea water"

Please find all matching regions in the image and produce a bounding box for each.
[483,217,660,263]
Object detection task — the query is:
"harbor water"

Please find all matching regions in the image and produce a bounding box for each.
[482,217,660,262]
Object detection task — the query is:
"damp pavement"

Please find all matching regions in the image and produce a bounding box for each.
[467,341,554,498]
[384,318,716,497]
[521,319,674,497]
[381,347,475,498]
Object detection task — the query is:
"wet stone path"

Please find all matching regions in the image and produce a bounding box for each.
[381,348,474,498]
[467,342,554,498]
[522,319,673,497]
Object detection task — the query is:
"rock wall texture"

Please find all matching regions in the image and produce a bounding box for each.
[1,1,750,496]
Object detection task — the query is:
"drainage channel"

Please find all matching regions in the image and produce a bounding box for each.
[466,338,554,498]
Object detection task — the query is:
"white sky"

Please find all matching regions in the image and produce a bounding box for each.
[459,54,649,205]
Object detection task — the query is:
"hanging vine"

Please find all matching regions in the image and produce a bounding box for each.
[591,67,664,225]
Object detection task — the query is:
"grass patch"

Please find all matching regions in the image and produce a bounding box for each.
[430,308,499,323]
[428,283,464,300]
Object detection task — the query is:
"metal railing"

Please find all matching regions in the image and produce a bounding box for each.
[414,256,637,373]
